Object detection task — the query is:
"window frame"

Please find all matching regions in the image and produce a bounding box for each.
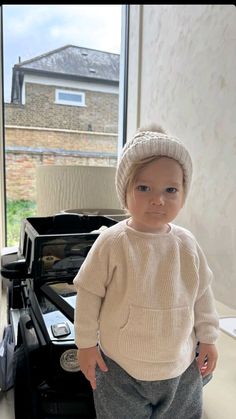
[0,6,6,247]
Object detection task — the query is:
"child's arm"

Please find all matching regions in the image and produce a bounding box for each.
[78,346,108,390]
[194,243,219,375]
[197,342,218,377]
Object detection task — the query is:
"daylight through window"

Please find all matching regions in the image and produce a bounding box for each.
[2,5,122,245]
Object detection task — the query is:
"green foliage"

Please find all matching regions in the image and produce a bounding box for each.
[7,200,36,246]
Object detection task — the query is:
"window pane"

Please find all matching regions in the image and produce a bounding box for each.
[56,90,85,106]
[3,5,122,245]
[58,92,83,103]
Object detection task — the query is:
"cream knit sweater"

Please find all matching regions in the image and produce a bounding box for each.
[73,220,219,381]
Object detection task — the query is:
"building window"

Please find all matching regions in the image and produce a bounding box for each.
[2,4,127,247]
[55,89,86,107]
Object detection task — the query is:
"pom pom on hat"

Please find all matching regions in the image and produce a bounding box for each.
[115,130,193,209]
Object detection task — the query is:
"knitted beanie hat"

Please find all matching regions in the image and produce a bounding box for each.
[115,130,193,208]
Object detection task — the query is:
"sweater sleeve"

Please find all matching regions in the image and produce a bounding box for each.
[73,230,112,296]
[73,230,114,348]
[194,244,219,344]
[74,287,102,348]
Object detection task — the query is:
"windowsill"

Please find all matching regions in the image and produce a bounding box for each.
[216,300,236,340]
[219,316,236,339]
[203,300,236,419]
[216,300,236,317]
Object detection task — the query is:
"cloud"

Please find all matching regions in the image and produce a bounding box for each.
[3,5,121,53]
[2,4,122,101]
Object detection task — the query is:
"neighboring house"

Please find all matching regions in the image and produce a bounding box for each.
[4,45,119,200]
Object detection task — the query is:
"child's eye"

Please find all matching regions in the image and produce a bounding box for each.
[166,187,177,193]
[136,185,150,192]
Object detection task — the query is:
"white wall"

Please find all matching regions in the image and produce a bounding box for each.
[127,5,236,308]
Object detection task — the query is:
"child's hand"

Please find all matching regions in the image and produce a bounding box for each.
[197,342,218,377]
[78,346,108,390]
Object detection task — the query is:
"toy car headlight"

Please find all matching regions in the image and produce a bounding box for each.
[51,322,70,338]
[60,349,80,372]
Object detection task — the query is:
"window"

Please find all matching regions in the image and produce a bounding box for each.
[1,5,128,246]
[55,89,86,107]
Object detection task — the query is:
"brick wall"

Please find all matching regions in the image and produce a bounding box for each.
[6,127,117,153]
[4,81,119,201]
[5,83,118,132]
[6,150,117,201]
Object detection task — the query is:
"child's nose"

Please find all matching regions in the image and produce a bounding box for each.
[150,192,164,206]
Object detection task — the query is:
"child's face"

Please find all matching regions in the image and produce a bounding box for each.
[126,157,184,233]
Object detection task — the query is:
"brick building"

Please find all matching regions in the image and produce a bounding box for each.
[5,45,119,200]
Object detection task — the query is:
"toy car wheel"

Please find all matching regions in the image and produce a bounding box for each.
[14,345,40,419]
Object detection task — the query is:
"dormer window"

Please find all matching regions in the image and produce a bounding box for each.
[55,89,86,107]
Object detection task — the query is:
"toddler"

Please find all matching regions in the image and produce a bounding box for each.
[73,126,219,419]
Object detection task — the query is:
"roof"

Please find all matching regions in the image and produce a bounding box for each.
[11,45,120,103]
[14,45,119,82]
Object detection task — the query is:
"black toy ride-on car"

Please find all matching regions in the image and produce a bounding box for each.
[1,213,117,419]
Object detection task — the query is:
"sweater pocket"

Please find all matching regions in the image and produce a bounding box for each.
[118,305,193,363]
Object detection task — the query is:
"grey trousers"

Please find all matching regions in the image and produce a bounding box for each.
[93,353,203,419]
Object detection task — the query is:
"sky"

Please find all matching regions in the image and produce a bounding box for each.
[2,4,122,102]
